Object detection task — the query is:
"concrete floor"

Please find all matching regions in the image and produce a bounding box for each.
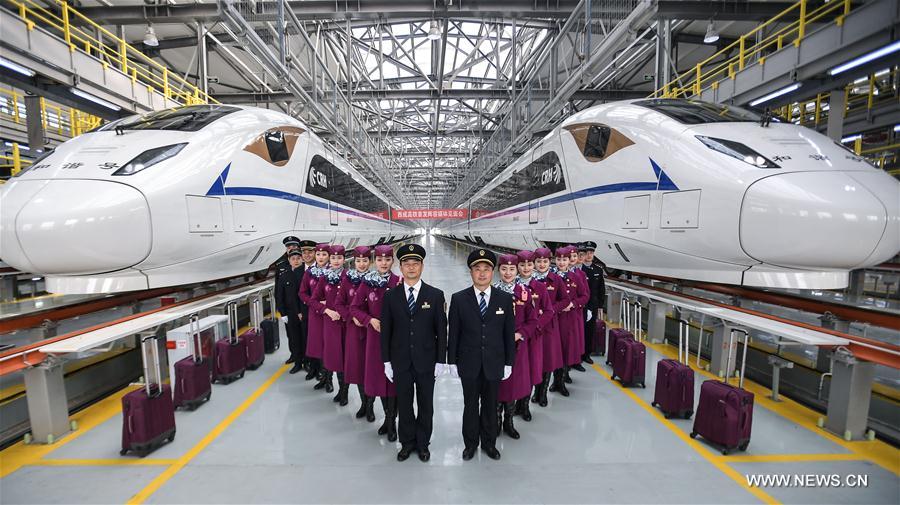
[1,235,898,504]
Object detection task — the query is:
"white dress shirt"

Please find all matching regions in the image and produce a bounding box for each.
[404,279,423,303]
[473,285,492,308]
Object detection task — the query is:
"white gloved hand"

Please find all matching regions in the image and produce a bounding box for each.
[449,364,459,378]
[502,365,512,381]
[434,363,447,378]
[586,309,592,322]
[383,362,394,383]
[280,315,288,324]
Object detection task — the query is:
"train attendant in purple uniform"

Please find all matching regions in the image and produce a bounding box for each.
[495,254,537,440]
[532,247,568,399]
[553,246,581,390]
[340,245,374,421]
[299,243,331,388]
[351,245,401,441]
[314,244,348,403]
[514,250,545,419]
[567,246,590,374]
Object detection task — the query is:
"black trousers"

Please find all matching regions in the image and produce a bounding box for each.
[584,308,595,355]
[460,370,499,449]
[394,366,435,451]
[286,313,303,359]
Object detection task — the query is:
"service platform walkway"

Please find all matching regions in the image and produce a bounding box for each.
[1,236,897,504]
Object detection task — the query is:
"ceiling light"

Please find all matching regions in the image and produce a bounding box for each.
[427,20,441,41]
[703,20,719,44]
[828,40,900,76]
[143,25,159,47]
[0,56,36,77]
[71,88,122,111]
[749,82,801,107]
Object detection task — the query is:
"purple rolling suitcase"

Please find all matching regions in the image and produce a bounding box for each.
[240,298,265,370]
[121,333,176,456]
[612,338,646,387]
[592,313,607,356]
[691,328,754,454]
[606,328,633,365]
[173,315,212,410]
[215,301,247,384]
[652,319,694,419]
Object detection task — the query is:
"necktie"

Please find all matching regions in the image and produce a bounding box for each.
[479,291,487,318]
[407,286,416,314]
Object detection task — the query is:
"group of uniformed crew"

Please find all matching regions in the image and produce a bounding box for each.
[274,237,606,463]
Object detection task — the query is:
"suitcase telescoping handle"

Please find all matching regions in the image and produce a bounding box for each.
[189,313,203,362]
[725,328,751,388]
[226,301,238,344]
[140,333,164,397]
[250,297,261,331]
[677,318,690,364]
[268,288,277,322]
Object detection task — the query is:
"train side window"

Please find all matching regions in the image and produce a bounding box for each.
[564,123,634,162]
[243,126,305,166]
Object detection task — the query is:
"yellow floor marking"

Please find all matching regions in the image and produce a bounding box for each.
[28,458,177,466]
[717,454,867,464]
[0,385,139,478]
[126,364,289,505]
[629,328,900,476]
[591,363,780,504]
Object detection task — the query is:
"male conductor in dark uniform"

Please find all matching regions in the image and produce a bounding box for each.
[579,241,605,363]
[274,236,301,367]
[380,243,448,463]
[448,248,516,461]
[275,248,306,374]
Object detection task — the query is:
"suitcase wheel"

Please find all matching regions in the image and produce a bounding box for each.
[684,411,693,420]
[721,447,730,455]
[640,383,646,389]
[739,442,749,451]
[651,402,657,408]
[120,449,127,456]
[689,431,697,439]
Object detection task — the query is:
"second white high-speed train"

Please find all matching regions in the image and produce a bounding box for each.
[0,105,413,294]
[443,98,900,289]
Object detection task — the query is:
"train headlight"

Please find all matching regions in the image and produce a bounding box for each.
[695,136,779,168]
[112,143,186,176]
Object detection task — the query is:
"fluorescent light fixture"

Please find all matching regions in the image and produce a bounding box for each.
[841,134,861,143]
[749,83,801,107]
[894,124,900,133]
[0,56,36,77]
[70,88,122,111]
[427,20,441,40]
[143,25,159,47]
[828,40,900,76]
[703,20,719,44]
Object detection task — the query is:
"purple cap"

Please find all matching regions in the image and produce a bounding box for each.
[315,243,330,252]
[329,244,346,255]
[498,254,518,266]
[516,250,535,263]
[373,245,394,258]
[534,247,552,259]
[555,246,571,257]
[352,246,372,258]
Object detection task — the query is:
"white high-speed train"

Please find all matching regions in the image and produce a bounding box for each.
[443,98,900,289]
[0,105,413,294]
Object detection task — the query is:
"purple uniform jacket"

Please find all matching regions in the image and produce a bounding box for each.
[314,269,347,372]
[498,283,538,402]
[350,272,400,397]
[523,278,548,384]
[556,270,583,366]
[536,271,567,373]
[299,267,325,359]
[339,272,367,385]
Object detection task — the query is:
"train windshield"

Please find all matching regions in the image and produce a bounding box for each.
[113,105,240,132]
[634,99,768,125]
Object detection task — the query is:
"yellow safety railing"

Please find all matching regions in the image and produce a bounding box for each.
[0,87,103,138]
[9,0,217,107]
[0,142,33,180]
[859,142,899,171]
[654,0,855,99]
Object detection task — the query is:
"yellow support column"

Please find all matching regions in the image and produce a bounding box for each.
[796,0,807,46]
[854,137,862,155]
[738,36,745,70]
[11,143,21,177]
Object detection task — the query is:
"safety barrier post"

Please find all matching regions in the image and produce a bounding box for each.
[61,1,72,49]
[738,36,745,70]
[11,143,21,176]
[796,0,806,46]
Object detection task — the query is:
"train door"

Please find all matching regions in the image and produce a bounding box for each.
[327,151,338,226]
[527,149,539,224]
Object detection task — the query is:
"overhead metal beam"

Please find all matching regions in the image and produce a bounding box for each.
[656,1,847,21]
[215,88,645,102]
[322,130,495,138]
[76,0,583,24]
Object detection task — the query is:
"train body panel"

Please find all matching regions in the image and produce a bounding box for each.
[1,105,410,294]
[444,99,899,289]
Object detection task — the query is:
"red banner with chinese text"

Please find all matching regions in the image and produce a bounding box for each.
[391,208,468,220]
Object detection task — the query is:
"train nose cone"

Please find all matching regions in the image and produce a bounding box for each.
[1,180,151,275]
[740,171,891,270]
